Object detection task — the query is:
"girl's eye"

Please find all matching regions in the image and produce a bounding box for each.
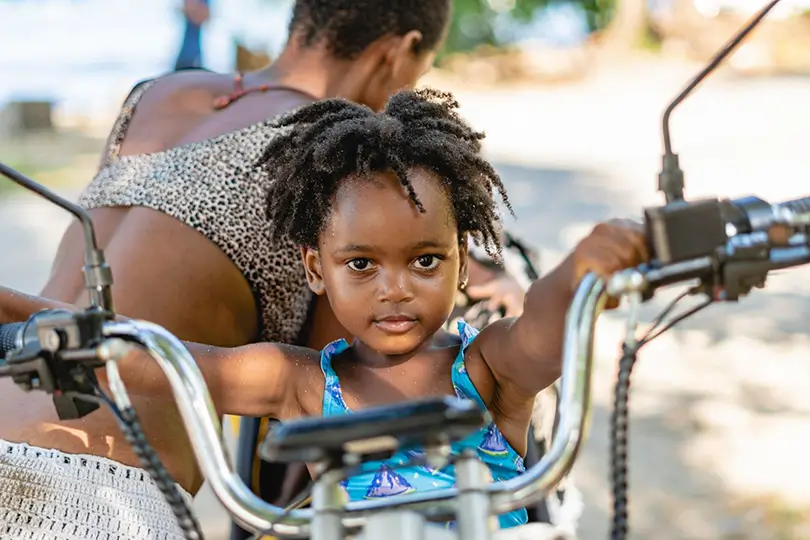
[413,255,441,271]
[347,258,374,272]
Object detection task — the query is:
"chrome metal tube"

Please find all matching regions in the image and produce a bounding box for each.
[100,272,605,535]
[339,273,605,518]
[489,272,604,513]
[102,321,314,538]
[311,468,346,540]
[455,451,495,540]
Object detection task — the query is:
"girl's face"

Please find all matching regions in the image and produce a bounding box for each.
[302,168,467,356]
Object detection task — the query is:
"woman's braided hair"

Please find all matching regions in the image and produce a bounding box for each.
[258,88,513,258]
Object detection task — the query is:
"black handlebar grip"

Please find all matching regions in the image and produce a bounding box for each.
[0,322,24,357]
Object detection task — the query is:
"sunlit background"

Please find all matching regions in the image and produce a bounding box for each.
[2,1,810,538]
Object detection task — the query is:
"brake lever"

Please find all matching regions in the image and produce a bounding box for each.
[7,342,104,419]
[5,308,110,420]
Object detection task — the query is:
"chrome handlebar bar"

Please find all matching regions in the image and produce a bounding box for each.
[98,272,608,537]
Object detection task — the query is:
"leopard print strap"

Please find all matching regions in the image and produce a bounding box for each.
[98,79,157,171]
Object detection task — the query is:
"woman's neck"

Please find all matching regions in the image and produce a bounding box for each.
[253,45,359,103]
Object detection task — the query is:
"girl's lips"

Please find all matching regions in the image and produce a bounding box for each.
[373,317,417,334]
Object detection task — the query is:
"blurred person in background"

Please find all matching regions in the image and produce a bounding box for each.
[174,0,210,71]
[0,1,553,538]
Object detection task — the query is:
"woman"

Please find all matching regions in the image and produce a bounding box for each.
[0,1,528,537]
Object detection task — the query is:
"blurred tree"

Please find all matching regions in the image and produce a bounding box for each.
[581,0,618,31]
[442,0,496,55]
[252,0,633,58]
[442,0,621,57]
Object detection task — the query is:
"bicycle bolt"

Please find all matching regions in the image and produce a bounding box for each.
[42,329,62,351]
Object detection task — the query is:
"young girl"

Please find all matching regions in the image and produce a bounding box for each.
[116,88,648,528]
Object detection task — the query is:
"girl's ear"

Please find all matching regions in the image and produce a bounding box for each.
[301,246,326,295]
[458,235,469,290]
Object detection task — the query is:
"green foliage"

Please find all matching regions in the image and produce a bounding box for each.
[442,0,496,56]
[582,0,617,30]
[442,0,617,56]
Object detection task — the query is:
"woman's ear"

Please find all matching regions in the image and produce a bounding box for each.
[458,236,469,290]
[301,246,326,295]
[387,30,423,80]
[355,30,424,111]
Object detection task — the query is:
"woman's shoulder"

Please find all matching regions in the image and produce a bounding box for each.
[101,69,243,160]
[112,69,307,159]
[130,69,238,108]
[161,69,240,98]
[127,70,240,125]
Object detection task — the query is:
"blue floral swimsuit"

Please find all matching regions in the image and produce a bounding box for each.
[319,321,527,529]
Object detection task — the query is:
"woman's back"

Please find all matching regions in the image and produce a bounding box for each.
[77,70,317,344]
[46,69,321,340]
[2,69,329,492]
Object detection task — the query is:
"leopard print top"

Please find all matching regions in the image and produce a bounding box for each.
[78,79,311,344]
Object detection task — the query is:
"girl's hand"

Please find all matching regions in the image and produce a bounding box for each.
[465,274,526,317]
[569,219,649,309]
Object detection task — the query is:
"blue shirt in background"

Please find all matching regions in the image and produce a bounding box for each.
[175,0,209,70]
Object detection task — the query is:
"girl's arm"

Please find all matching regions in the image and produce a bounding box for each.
[0,286,305,419]
[468,220,648,403]
[100,340,309,419]
[0,286,76,322]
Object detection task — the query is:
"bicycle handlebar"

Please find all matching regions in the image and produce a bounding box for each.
[97,219,810,535]
[98,322,307,535]
[4,215,810,535]
[89,272,605,537]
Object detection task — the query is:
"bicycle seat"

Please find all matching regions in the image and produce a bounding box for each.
[258,396,488,464]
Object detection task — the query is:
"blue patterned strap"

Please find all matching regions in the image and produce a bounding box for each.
[451,321,488,410]
[320,339,351,415]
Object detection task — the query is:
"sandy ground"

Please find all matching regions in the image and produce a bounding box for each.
[2,57,810,539]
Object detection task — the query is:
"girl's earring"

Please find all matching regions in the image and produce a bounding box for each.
[459,280,468,291]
